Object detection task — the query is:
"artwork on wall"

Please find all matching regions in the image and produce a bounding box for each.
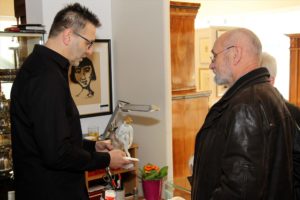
[199,37,211,64]
[69,39,113,118]
[216,30,227,38]
[199,68,213,91]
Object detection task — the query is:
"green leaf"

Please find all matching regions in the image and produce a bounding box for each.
[138,165,168,180]
[157,166,168,179]
[144,171,159,180]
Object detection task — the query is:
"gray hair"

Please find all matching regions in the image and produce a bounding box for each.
[260,52,277,78]
[48,3,101,38]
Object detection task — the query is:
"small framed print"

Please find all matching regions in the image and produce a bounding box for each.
[199,37,211,64]
[199,68,213,91]
[69,39,113,118]
[216,30,227,38]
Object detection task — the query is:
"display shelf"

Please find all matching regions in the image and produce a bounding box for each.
[85,144,139,199]
[0,31,44,37]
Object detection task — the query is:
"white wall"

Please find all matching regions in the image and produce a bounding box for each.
[111,0,172,174]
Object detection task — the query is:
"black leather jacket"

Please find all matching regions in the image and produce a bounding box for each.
[192,68,294,200]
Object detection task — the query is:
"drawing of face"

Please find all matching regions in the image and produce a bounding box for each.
[74,64,92,88]
[70,57,96,97]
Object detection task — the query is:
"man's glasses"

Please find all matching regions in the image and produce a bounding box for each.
[210,46,235,63]
[74,31,95,50]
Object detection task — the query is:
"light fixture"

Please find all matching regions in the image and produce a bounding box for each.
[102,100,159,140]
[101,100,159,156]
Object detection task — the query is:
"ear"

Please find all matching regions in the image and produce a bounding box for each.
[62,28,72,46]
[232,46,242,65]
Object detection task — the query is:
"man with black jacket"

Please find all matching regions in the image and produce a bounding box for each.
[192,28,295,199]
[10,3,130,200]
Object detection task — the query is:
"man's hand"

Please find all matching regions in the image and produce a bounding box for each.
[95,141,113,152]
[108,149,132,169]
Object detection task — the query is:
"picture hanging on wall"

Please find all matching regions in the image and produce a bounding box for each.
[68,39,113,118]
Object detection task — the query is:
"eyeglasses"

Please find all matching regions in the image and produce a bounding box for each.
[73,31,95,49]
[210,46,235,63]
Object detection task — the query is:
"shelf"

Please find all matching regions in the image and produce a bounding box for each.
[86,167,137,182]
[85,144,139,199]
[0,31,44,37]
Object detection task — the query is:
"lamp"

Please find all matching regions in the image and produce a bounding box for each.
[102,100,159,155]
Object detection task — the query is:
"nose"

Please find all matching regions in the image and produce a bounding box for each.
[86,46,93,56]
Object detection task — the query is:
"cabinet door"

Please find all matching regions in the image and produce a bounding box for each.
[170,1,200,92]
[288,34,300,106]
[172,96,208,178]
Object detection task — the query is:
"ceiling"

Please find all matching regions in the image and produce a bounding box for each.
[170,0,300,16]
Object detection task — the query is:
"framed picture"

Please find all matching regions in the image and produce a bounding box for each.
[199,37,211,64]
[69,39,113,118]
[216,30,227,38]
[199,68,213,91]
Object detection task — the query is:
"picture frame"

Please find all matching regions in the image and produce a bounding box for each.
[69,39,113,118]
[199,37,211,64]
[199,68,213,91]
[216,30,227,38]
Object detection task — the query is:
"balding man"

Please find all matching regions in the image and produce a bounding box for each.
[192,28,294,199]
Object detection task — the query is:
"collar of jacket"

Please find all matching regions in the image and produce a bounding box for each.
[34,44,70,72]
[202,67,270,129]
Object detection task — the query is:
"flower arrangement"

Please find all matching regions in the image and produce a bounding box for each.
[139,163,168,180]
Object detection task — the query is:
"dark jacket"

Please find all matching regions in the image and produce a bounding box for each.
[10,45,110,200]
[286,102,300,200]
[192,68,294,200]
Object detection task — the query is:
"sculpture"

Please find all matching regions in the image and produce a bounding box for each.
[115,116,133,157]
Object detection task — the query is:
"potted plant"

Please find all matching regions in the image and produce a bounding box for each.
[138,163,168,200]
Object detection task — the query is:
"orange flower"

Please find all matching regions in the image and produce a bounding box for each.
[144,165,153,172]
[139,163,168,180]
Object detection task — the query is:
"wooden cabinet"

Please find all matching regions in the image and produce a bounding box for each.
[170,2,211,180]
[85,144,138,199]
[170,1,200,92]
[172,92,210,179]
[287,34,300,106]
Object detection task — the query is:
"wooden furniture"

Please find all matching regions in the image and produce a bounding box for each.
[170,2,210,180]
[85,144,138,199]
[172,91,210,179]
[287,34,300,106]
[170,1,200,92]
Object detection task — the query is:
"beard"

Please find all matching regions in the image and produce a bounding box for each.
[214,58,233,85]
[214,74,228,85]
